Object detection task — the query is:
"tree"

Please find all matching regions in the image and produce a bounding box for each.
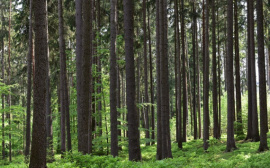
[1,4,5,159]
[257,0,268,152]
[25,0,32,158]
[123,0,141,161]
[110,0,118,157]
[143,0,150,146]
[203,0,210,150]
[181,0,188,143]
[226,0,237,152]
[29,0,48,166]
[212,0,218,139]
[7,0,11,161]
[160,0,172,159]
[156,0,162,160]
[234,0,243,136]
[248,0,260,142]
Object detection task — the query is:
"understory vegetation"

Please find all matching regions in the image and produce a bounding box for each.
[1,135,270,168]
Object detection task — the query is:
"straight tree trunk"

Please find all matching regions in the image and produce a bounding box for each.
[147,0,155,145]
[203,0,210,150]
[110,0,118,157]
[156,0,162,160]
[226,0,237,152]
[1,6,5,159]
[217,8,221,139]
[249,0,260,142]
[257,0,269,152]
[29,0,48,166]
[160,0,172,159]
[192,2,197,140]
[234,0,243,136]
[181,0,188,143]
[123,0,142,161]
[246,0,252,140]
[212,0,218,139]
[46,2,54,159]
[197,19,201,139]
[7,0,12,161]
[143,0,150,146]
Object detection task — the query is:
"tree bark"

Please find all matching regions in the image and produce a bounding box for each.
[29,0,48,166]
[226,0,237,152]
[257,0,269,152]
[123,0,142,161]
[110,0,118,157]
[7,0,11,161]
[1,6,5,159]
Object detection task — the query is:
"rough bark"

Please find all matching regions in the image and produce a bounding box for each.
[1,6,5,159]
[226,0,237,152]
[29,0,48,166]
[156,0,162,160]
[257,0,269,152]
[110,0,118,157]
[123,0,142,161]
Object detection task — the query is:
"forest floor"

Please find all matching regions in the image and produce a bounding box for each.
[1,134,270,168]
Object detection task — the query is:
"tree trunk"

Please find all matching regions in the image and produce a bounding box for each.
[8,0,12,161]
[197,19,201,139]
[29,0,48,166]
[203,0,210,150]
[110,0,118,157]
[147,0,155,145]
[226,0,237,152]
[123,0,142,161]
[234,0,243,136]
[143,0,150,146]
[212,0,218,139]
[1,6,5,159]
[156,0,162,160]
[249,0,260,142]
[257,0,269,152]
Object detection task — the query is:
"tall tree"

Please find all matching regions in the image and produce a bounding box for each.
[181,0,188,143]
[110,0,118,157]
[212,0,218,139]
[248,0,260,142]
[234,0,243,136]
[58,0,71,155]
[156,0,162,160]
[160,0,172,158]
[257,0,268,152]
[123,0,141,161]
[203,0,210,150]
[1,4,5,159]
[29,0,48,166]
[143,0,150,146]
[25,0,32,158]
[7,0,11,161]
[226,0,237,152]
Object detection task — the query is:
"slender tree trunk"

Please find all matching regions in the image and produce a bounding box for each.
[156,0,162,160]
[110,0,118,157]
[147,0,155,145]
[246,0,252,140]
[45,1,54,160]
[7,0,12,161]
[234,0,243,136]
[226,0,237,152]
[143,0,150,146]
[249,0,260,142]
[181,0,187,143]
[257,0,269,152]
[1,6,5,159]
[212,0,218,139]
[123,0,142,161]
[197,20,201,139]
[29,0,48,166]
[217,8,221,139]
[192,2,197,140]
[203,0,210,150]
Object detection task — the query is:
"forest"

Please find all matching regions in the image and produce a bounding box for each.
[0,0,270,167]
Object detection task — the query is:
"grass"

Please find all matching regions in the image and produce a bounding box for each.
[1,134,270,168]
